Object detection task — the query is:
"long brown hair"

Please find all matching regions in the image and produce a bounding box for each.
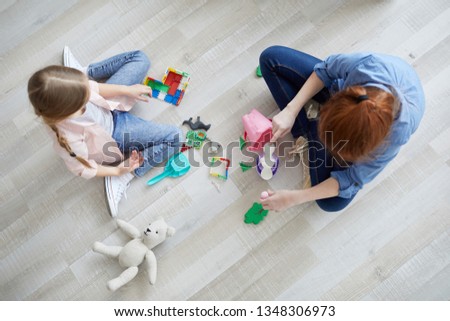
[28,65,92,168]
[319,86,396,163]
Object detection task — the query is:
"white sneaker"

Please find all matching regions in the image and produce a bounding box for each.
[104,173,134,217]
[63,46,84,71]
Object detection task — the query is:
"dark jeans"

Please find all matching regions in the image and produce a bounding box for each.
[259,46,355,212]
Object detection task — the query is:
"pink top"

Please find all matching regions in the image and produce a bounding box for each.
[48,80,137,179]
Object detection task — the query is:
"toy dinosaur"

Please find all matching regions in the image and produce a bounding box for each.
[182,116,211,131]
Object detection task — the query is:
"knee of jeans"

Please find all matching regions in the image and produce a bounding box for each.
[259,45,283,66]
[315,198,349,212]
[134,50,151,70]
[168,127,183,144]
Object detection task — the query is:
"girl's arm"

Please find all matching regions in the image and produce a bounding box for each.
[95,150,143,177]
[95,164,122,177]
[271,72,325,142]
[98,83,152,102]
[260,177,339,211]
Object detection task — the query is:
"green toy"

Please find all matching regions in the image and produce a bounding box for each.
[256,65,262,77]
[244,202,268,224]
[186,129,207,149]
[239,136,246,150]
[239,161,252,172]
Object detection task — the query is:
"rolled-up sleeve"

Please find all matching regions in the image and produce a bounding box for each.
[330,143,402,198]
[314,53,375,88]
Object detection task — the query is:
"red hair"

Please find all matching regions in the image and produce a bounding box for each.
[319,86,395,162]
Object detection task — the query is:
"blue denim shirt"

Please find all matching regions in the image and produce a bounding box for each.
[314,53,425,198]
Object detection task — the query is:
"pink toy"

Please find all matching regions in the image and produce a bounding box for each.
[242,109,273,151]
[261,191,269,199]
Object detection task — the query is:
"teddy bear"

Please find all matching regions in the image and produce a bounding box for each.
[93,218,175,291]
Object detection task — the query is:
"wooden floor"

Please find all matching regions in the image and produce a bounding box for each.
[1,0,449,301]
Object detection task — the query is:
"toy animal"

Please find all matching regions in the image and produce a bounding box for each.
[182,116,211,131]
[93,218,175,291]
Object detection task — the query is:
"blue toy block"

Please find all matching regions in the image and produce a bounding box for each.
[152,89,160,98]
[174,89,181,98]
[164,95,173,103]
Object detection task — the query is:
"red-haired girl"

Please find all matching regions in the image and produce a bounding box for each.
[259,46,425,212]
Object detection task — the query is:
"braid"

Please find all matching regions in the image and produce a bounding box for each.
[27,65,93,169]
[49,124,92,168]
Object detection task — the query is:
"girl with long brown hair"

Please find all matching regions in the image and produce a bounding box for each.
[258,46,425,212]
[28,47,181,217]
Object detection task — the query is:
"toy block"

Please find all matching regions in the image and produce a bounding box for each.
[164,95,173,103]
[165,71,183,95]
[144,67,190,106]
[165,71,182,84]
[158,92,166,100]
[168,86,177,96]
[145,77,170,93]
[209,157,230,180]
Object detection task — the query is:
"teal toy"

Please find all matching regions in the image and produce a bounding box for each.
[147,153,190,186]
[244,202,269,224]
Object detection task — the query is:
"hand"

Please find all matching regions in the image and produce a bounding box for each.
[271,107,297,142]
[127,84,152,102]
[260,189,302,211]
[118,150,144,175]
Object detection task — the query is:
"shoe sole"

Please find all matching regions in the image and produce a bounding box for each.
[104,177,117,217]
[63,46,69,66]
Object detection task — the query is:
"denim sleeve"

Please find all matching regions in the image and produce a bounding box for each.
[313,53,375,88]
[330,143,402,198]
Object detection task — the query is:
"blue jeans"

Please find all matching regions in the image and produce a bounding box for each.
[259,46,355,212]
[87,50,182,177]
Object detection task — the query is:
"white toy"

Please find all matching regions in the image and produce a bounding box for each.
[93,218,175,291]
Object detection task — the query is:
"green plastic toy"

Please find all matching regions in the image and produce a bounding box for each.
[239,136,246,150]
[244,202,269,224]
[256,65,262,77]
[239,161,252,172]
[186,129,207,149]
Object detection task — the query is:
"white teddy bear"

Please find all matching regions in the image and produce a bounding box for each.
[93,218,175,291]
